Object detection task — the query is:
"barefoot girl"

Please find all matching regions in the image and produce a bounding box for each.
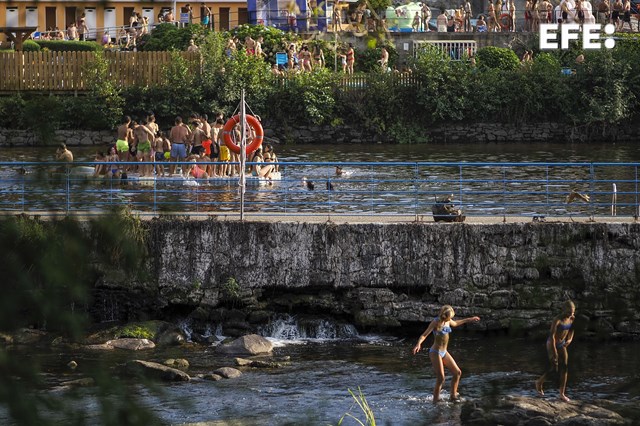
[536,300,575,402]
[412,305,481,403]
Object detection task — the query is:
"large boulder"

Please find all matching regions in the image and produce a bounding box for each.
[461,395,626,425]
[216,334,273,356]
[106,338,155,351]
[125,360,190,382]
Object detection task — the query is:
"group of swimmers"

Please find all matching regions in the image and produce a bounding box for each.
[413,300,576,403]
[96,113,279,181]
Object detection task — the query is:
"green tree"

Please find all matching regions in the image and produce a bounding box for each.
[0,212,162,425]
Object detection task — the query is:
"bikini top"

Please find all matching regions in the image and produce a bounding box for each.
[557,321,572,331]
[433,318,452,335]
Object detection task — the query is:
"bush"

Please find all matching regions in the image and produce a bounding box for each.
[22,40,41,52]
[354,38,398,73]
[267,70,338,126]
[139,23,209,51]
[36,40,103,52]
[230,24,291,64]
[0,95,26,128]
[475,46,520,71]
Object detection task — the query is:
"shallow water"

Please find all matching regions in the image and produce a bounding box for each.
[2,330,640,425]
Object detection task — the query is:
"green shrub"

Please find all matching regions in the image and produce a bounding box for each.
[22,40,41,52]
[23,96,63,144]
[230,24,291,64]
[36,40,103,52]
[475,46,520,71]
[0,95,26,128]
[139,23,209,51]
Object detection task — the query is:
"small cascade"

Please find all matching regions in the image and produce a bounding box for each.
[213,324,224,338]
[260,315,360,341]
[177,319,193,342]
[96,291,120,323]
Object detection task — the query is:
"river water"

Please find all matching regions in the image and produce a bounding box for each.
[1,142,639,216]
[2,317,640,425]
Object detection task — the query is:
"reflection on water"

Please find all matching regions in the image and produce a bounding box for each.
[1,143,639,216]
[2,333,639,425]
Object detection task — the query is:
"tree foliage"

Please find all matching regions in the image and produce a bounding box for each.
[0,212,162,425]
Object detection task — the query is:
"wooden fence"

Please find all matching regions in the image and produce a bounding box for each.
[0,51,200,92]
[0,51,421,92]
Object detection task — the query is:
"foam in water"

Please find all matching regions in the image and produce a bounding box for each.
[258,315,362,343]
[177,319,193,341]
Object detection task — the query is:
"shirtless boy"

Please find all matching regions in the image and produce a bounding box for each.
[133,120,156,177]
[169,116,192,175]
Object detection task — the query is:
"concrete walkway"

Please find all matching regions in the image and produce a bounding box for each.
[2,211,637,224]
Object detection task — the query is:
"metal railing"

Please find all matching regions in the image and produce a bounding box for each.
[0,161,638,218]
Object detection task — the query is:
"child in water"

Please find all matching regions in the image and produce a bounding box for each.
[536,300,576,402]
[412,305,480,403]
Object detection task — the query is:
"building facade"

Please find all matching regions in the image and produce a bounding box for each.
[0,1,249,40]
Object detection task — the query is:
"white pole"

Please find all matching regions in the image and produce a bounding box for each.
[240,90,246,220]
[611,183,617,216]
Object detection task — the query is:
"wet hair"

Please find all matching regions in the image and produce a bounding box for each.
[176,116,183,124]
[439,305,455,321]
[124,115,131,123]
[59,143,67,150]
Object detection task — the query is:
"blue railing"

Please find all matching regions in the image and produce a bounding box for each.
[0,161,638,218]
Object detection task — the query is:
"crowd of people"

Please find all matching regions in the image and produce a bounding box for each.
[431,0,636,33]
[86,113,279,181]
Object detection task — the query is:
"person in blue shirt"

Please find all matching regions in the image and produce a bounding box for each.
[536,300,576,401]
[412,305,481,403]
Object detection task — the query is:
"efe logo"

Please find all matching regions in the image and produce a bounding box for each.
[539,24,616,50]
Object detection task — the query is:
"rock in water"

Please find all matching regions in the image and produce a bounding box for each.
[461,395,626,425]
[125,360,190,382]
[216,334,273,355]
[106,338,156,351]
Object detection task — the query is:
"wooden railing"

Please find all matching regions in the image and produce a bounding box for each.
[0,51,200,92]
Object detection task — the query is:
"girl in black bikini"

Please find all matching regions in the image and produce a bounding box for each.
[536,300,576,402]
[412,305,481,403]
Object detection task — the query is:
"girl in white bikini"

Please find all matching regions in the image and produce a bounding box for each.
[412,305,481,403]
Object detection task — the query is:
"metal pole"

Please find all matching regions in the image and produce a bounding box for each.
[240,89,246,220]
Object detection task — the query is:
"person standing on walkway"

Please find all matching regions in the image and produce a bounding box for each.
[412,305,481,403]
[346,43,355,74]
[536,300,576,402]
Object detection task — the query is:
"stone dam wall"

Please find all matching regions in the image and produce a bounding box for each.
[93,220,640,339]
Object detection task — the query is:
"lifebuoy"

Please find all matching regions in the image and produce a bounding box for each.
[222,114,264,155]
[499,13,511,31]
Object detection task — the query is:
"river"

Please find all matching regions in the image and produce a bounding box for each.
[1,142,639,216]
[2,317,640,425]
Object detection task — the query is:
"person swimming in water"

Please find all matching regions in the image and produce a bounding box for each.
[412,305,481,403]
[536,300,576,402]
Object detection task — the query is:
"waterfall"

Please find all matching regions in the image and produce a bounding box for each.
[177,319,193,341]
[259,315,360,341]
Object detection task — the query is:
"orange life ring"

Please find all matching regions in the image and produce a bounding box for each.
[222,114,264,155]
[499,13,511,31]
